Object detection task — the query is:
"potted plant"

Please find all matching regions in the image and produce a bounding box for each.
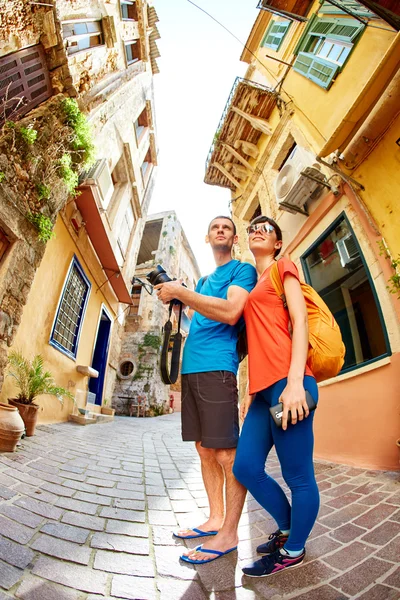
[6,351,75,436]
[101,398,115,417]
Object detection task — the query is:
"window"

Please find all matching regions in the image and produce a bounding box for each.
[125,40,141,65]
[301,215,390,373]
[141,147,152,183]
[120,361,134,376]
[261,19,291,51]
[0,228,10,263]
[293,15,365,89]
[50,257,91,359]
[118,202,135,256]
[62,21,104,55]
[120,0,138,20]
[129,285,142,317]
[134,107,149,144]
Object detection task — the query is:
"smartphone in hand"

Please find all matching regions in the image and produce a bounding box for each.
[269,391,317,427]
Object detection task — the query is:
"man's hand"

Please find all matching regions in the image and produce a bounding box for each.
[155,280,184,304]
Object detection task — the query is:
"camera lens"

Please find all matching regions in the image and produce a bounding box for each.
[146,265,172,286]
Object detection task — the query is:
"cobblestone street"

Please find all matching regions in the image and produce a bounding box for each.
[0,414,399,600]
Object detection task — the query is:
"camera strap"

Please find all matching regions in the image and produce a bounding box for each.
[160,302,183,384]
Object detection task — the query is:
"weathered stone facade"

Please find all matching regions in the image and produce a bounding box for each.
[0,0,162,422]
[112,212,201,415]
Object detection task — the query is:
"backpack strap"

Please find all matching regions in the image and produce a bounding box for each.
[270,261,287,309]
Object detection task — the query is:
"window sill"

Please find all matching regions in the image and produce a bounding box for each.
[318,356,391,387]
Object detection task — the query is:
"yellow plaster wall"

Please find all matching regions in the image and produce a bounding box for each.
[0,218,115,423]
[351,113,400,258]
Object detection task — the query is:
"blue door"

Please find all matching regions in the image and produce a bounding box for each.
[89,310,111,405]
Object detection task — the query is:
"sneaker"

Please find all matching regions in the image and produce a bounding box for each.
[256,529,289,554]
[242,548,305,578]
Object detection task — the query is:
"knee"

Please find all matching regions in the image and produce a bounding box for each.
[232,453,252,486]
[195,441,216,462]
[214,448,235,470]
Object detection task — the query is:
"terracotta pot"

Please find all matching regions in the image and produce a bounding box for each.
[8,399,39,436]
[0,402,25,452]
[397,439,400,465]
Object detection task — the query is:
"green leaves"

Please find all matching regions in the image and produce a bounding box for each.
[7,350,76,405]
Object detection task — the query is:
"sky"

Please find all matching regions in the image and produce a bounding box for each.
[148,0,259,275]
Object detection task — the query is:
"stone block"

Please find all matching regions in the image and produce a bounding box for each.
[111,575,156,600]
[331,557,393,596]
[15,575,80,599]
[40,522,90,544]
[0,515,35,545]
[100,507,146,523]
[31,534,91,565]
[90,532,149,555]
[0,534,35,568]
[93,550,154,577]
[31,556,107,594]
[0,559,23,590]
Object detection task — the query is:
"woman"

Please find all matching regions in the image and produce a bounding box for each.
[233,215,319,578]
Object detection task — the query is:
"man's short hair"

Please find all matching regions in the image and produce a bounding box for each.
[208,215,237,235]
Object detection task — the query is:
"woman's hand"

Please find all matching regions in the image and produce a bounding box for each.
[240,392,254,424]
[279,384,309,431]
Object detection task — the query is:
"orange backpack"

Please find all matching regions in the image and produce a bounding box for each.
[270,262,345,383]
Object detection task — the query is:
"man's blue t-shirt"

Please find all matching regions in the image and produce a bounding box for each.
[181,260,257,375]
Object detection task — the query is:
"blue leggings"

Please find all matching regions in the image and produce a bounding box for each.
[233,376,319,551]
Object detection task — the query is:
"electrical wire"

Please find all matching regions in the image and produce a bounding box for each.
[186,0,329,143]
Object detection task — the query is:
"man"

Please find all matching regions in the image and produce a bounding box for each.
[155,216,257,564]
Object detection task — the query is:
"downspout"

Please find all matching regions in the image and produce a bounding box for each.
[340,67,400,170]
[318,31,400,158]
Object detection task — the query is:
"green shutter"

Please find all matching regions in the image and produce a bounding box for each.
[329,20,365,41]
[262,19,291,51]
[319,0,376,19]
[293,13,318,55]
[293,52,340,89]
[294,15,364,55]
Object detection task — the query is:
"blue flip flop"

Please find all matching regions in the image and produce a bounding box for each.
[173,528,219,540]
[180,543,238,564]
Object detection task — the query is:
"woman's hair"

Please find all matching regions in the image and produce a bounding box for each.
[249,215,283,258]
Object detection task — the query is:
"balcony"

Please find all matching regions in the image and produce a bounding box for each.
[204,77,278,191]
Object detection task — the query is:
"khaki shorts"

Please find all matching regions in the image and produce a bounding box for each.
[181,371,239,449]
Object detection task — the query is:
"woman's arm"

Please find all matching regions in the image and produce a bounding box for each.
[279,273,310,431]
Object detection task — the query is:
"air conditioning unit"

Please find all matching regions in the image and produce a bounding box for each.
[80,158,114,210]
[336,234,359,267]
[274,146,326,214]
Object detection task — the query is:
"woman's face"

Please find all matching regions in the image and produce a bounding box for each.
[247,222,282,258]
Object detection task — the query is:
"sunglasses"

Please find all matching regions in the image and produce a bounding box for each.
[246,223,275,236]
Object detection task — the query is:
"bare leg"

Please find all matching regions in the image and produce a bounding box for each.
[175,442,225,537]
[184,447,246,559]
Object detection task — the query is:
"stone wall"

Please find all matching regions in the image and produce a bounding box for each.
[0,95,74,389]
[112,212,201,416]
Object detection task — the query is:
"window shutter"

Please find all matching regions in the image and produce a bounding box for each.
[0,45,52,124]
[293,13,318,55]
[262,20,290,51]
[319,0,376,19]
[329,19,365,41]
[293,52,339,89]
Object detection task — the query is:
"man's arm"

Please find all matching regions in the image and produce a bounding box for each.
[155,281,249,326]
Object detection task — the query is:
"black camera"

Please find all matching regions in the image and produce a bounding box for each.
[146,265,173,286]
[146,265,186,306]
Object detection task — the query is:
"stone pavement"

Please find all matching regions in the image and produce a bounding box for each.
[0,414,399,600]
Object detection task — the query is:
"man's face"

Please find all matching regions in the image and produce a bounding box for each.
[206,218,238,252]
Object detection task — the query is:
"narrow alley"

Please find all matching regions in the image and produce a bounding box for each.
[0,415,399,600]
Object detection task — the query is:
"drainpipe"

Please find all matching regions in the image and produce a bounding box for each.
[340,67,400,170]
[318,31,400,158]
